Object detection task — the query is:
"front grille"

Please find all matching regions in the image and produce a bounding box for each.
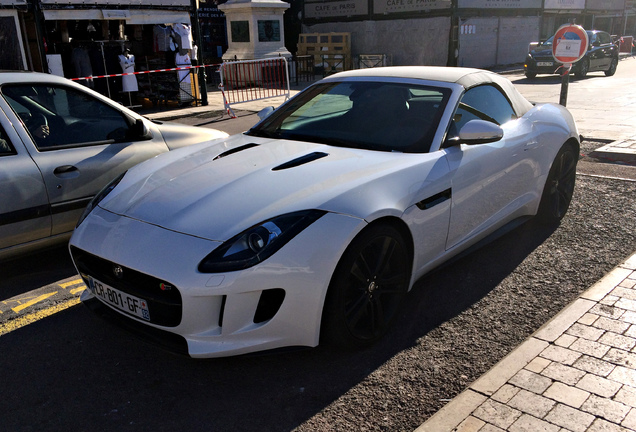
[71,246,183,327]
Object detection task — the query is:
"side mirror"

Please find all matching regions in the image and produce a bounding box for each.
[457,120,503,145]
[257,106,275,121]
[130,118,152,140]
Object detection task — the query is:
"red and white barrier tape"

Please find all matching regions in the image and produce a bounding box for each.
[70,63,221,81]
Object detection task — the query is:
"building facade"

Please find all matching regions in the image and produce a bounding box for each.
[2,0,633,79]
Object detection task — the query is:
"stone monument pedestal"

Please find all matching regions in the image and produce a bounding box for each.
[219,0,291,61]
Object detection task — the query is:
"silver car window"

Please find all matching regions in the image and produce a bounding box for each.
[0,124,15,156]
[1,84,132,151]
[454,84,516,131]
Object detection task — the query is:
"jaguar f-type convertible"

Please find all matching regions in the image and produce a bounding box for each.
[70,67,580,358]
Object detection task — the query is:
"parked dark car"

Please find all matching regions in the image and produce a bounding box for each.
[524,30,619,79]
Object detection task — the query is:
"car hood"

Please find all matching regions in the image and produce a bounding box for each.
[529,47,553,57]
[151,120,229,150]
[100,134,431,241]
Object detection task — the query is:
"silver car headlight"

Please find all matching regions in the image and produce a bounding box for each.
[76,171,126,228]
[198,210,326,273]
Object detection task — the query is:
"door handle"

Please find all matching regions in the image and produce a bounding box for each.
[54,165,78,175]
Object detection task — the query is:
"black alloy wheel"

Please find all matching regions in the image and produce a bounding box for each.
[537,142,578,224]
[574,58,589,78]
[321,224,411,348]
[605,57,618,76]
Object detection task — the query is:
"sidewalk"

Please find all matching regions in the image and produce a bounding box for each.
[417,253,636,432]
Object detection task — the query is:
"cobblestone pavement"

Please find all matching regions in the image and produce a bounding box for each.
[417,252,636,432]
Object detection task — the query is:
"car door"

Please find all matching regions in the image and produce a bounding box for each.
[586,32,611,71]
[595,32,614,69]
[0,83,169,237]
[0,112,51,252]
[444,84,537,250]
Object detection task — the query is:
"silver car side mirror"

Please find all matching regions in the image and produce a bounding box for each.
[458,120,504,145]
[257,106,275,121]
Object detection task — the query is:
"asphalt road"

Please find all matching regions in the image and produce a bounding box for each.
[1,65,635,431]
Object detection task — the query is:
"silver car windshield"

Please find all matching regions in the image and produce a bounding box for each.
[247,81,451,153]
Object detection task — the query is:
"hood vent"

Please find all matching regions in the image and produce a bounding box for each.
[272,152,329,171]
[213,143,259,161]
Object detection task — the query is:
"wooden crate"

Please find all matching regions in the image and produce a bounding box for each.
[297,33,352,74]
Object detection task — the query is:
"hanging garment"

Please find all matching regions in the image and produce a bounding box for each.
[71,47,94,87]
[153,25,173,52]
[175,52,191,84]
[118,54,139,92]
[173,23,193,50]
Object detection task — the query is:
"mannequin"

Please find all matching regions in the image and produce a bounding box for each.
[118,49,138,93]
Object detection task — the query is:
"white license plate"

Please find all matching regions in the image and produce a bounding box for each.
[87,276,150,321]
[537,61,554,67]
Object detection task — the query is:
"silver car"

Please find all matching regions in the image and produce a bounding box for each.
[0,71,227,259]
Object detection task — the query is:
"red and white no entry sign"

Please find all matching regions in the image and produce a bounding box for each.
[552,24,589,64]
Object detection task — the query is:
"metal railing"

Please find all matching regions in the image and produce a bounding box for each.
[218,57,291,118]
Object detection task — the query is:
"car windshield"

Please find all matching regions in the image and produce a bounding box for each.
[246,81,451,153]
[542,30,593,46]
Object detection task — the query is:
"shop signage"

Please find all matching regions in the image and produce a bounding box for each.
[458,0,541,8]
[373,0,450,14]
[544,0,584,9]
[102,10,131,20]
[198,6,224,19]
[40,0,191,6]
[304,0,368,18]
[586,0,624,11]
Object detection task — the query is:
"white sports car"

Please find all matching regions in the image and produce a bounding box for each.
[70,67,580,358]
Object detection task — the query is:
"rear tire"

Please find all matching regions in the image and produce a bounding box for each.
[321,224,411,349]
[525,71,537,79]
[605,57,618,76]
[537,142,578,224]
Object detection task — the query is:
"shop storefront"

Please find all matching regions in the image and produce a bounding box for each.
[301,0,452,67]
[541,0,584,39]
[0,0,39,71]
[583,0,628,35]
[40,0,197,105]
[457,0,541,68]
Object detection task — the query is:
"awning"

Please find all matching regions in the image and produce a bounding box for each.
[42,9,190,25]
[128,10,190,25]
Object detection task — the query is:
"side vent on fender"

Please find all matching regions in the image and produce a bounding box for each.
[254,289,286,323]
[416,188,452,210]
[213,143,260,161]
[272,152,328,171]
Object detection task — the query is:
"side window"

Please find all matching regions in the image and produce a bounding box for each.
[453,85,517,132]
[0,123,16,156]
[598,32,610,45]
[588,33,597,45]
[1,84,132,150]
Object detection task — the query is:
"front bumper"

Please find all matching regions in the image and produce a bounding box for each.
[525,56,561,75]
[70,206,364,358]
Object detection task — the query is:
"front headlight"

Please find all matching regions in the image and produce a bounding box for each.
[198,210,326,273]
[76,171,126,228]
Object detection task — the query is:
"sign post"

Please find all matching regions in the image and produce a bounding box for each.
[551,24,588,107]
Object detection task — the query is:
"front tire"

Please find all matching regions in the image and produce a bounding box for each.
[321,224,411,349]
[574,58,589,78]
[537,142,578,224]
